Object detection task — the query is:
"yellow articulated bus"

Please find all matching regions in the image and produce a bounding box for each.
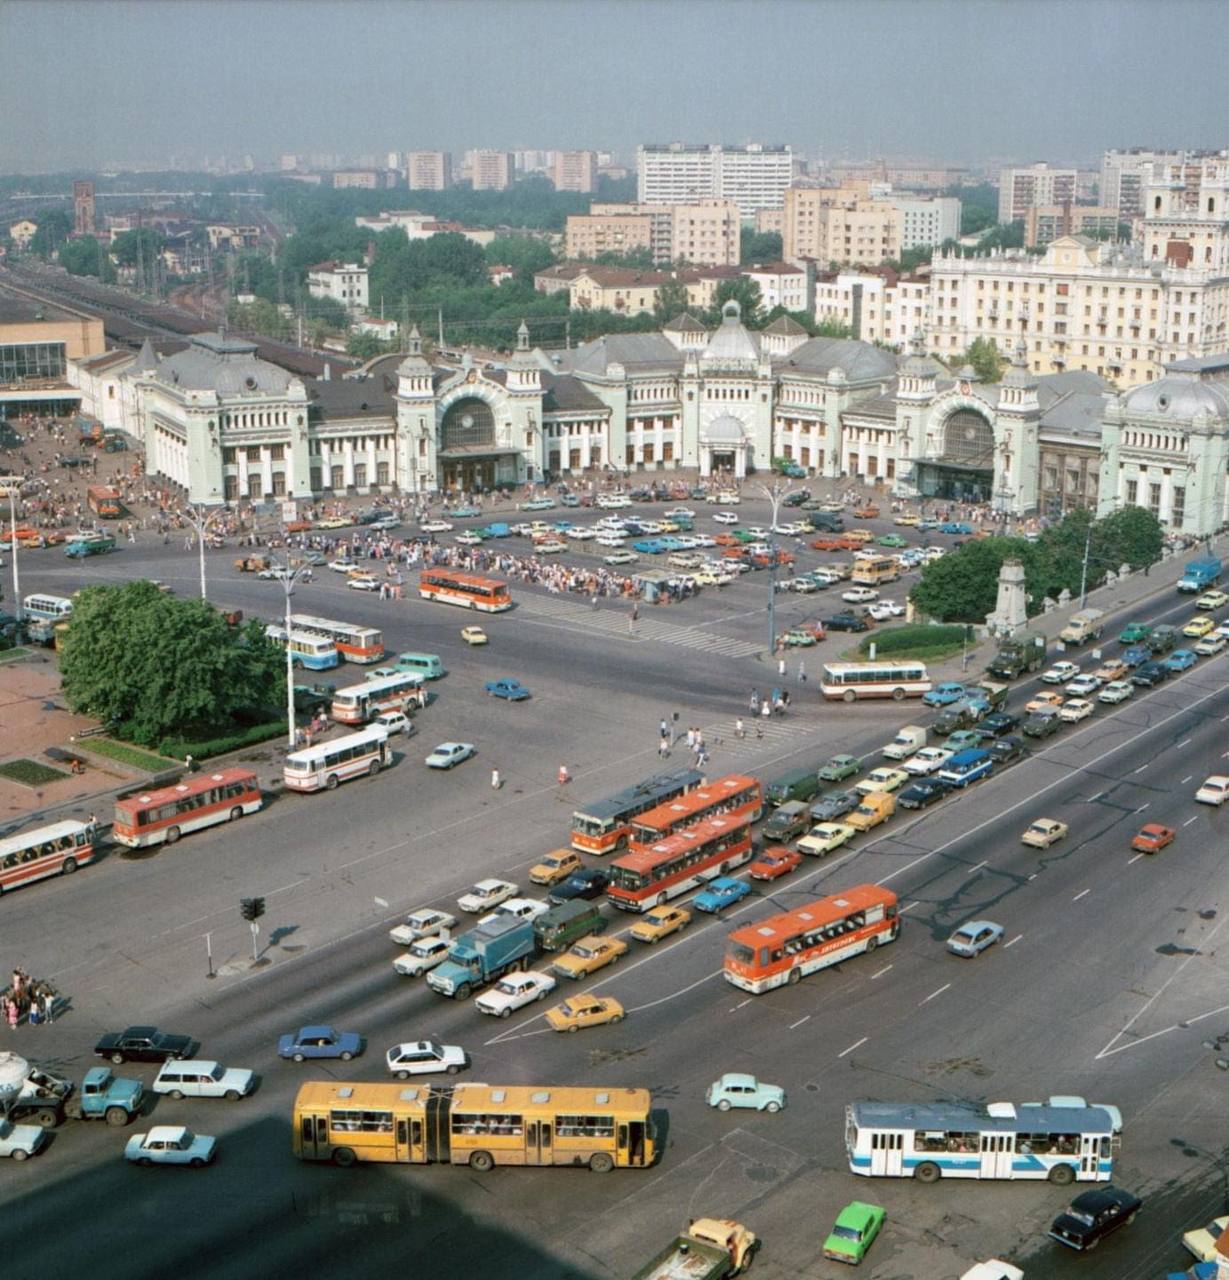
[292,1081,655,1172]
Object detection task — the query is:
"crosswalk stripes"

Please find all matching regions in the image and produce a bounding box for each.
[515,594,763,658]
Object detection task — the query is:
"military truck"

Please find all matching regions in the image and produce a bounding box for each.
[985,630,1047,679]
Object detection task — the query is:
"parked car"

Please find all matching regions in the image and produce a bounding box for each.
[124,1125,216,1167]
[979,711,1020,737]
[385,1040,466,1078]
[798,822,857,856]
[823,612,871,632]
[897,778,949,809]
[987,736,1026,765]
[374,711,412,736]
[1022,711,1062,739]
[1164,649,1199,672]
[824,1201,886,1266]
[277,1026,363,1062]
[1098,680,1134,703]
[1048,1185,1142,1251]
[1041,661,1080,685]
[1060,698,1095,723]
[810,789,860,821]
[946,920,1004,957]
[1065,674,1102,696]
[1131,661,1171,687]
[693,877,753,913]
[707,1073,785,1113]
[902,747,953,776]
[818,754,861,781]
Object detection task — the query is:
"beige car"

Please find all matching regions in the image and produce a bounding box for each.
[551,935,628,980]
[1021,818,1068,848]
[630,904,691,944]
[855,768,909,795]
[529,849,583,887]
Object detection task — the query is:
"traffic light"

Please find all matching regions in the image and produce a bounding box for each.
[240,897,266,923]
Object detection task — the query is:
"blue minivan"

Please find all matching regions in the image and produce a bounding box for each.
[936,748,994,788]
[395,652,446,680]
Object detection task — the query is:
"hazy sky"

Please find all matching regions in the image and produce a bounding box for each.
[4,0,1227,173]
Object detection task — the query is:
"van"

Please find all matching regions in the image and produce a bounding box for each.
[1146,624,1178,655]
[845,791,894,832]
[395,652,446,680]
[152,1059,254,1100]
[764,767,822,807]
[762,800,812,843]
[881,725,926,761]
[810,512,845,533]
[936,748,994,788]
[533,900,603,953]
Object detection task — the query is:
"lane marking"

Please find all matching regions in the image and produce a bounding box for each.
[1135,803,1150,813]
[901,900,919,913]
[1133,764,1148,774]
[733,997,752,1010]
[1183,815,1199,827]
[1087,791,1104,802]
[1004,934,1023,948]
[1072,889,1090,901]
[966,859,988,876]
[1127,853,1144,865]
[1181,775,1193,784]
[1177,738,1192,748]
[870,964,893,980]
[1098,1000,1229,1060]
[789,1015,810,1030]
[920,983,950,1005]
[838,1036,868,1058]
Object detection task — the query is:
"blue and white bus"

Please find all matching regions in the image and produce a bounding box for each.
[846,1100,1118,1185]
[264,624,339,671]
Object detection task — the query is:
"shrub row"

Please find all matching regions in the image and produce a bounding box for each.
[159,718,287,761]
[857,623,971,656]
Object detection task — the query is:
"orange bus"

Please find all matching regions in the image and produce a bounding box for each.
[419,569,512,612]
[112,768,264,847]
[849,556,900,587]
[607,813,753,912]
[723,885,899,994]
[0,819,98,893]
[629,774,762,847]
[570,769,703,855]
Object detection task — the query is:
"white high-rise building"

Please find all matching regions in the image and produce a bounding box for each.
[1101,147,1229,220]
[637,143,793,215]
[997,164,1077,223]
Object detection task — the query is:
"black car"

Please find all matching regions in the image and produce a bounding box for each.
[629,488,653,502]
[1131,661,1170,687]
[59,456,88,468]
[809,789,860,821]
[783,489,811,507]
[94,1025,195,1065]
[1022,710,1062,738]
[823,613,871,633]
[548,868,610,904]
[897,778,949,810]
[979,711,1020,737]
[988,735,1026,765]
[1048,1185,1142,1251]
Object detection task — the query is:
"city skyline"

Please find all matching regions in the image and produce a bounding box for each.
[4,0,1228,174]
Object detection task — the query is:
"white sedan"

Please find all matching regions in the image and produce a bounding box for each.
[1064,673,1103,696]
[1041,661,1080,684]
[457,878,518,913]
[1098,680,1134,703]
[385,1040,467,1078]
[902,747,954,776]
[841,586,879,604]
[455,532,484,546]
[425,742,475,769]
[374,711,412,735]
[691,534,717,548]
[603,550,639,565]
[327,558,359,573]
[389,908,457,947]
[664,507,695,519]
[1194,634,1227,655]
[347,574,380,591]
[392,936,452,977]
[712,511,739,525]
[480,897,549,926]
[868,600,905,620]
[566,527,595,541]
[1059,698,1095,723]
[474,970,558,1017]
[420,520,454,533]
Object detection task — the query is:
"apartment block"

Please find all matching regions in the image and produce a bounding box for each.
[997,164,1077,223]
[551,150,597,193]
[637,142,792,215]
[332,170,379,190]
[307,261,369,312]
[406,151,452,190]
[567,201,739,267]
[1100,147,1229,219]
[565,211,655,261]
[813,269,930,348]
[1024,204,1121,249]
[783,184,902,268]
[879,194,960,250]
[466,150,514,191]
[742,262,807,313]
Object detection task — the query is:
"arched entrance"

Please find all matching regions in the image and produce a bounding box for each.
[438,396,518,492]
[915,407,996,501]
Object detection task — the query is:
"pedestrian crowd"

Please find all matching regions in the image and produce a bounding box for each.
[1,967,58,1029]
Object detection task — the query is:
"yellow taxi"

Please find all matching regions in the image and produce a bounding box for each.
[551,935,628,980]
[529,849,584,887]
[1183,614,1215,638]
[629,904,691,944]
[844,529,875,544]
[1025,690,1064,714]
[546,995,625,1032]
[460,626,488,646]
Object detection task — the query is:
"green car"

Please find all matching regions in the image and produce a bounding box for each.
[1118,621,1152,644]
[823,1200,885,1265]
[944,729,985,751]
[818,754,860,782]
[733,528,757,544]
[877,533,908,548]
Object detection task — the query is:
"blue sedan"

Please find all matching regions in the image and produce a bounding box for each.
[632,538,666,554]
[938,521,973,535]
[1121,644,1153,668]
[1164,648,1199,672]
[278,1025,363,1062]
[485,678,531,701]
[693,877,752,914]
[445,506,481,518]
[945,920,1004,957]
[922,682,968,707]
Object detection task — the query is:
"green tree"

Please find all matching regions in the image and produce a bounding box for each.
[711,277,763,323]
[59,582,285,746]
[484,235,556,285]
[59,235,103,277]
[1096,505,1163,570]
[29,210,72,258]
[958,336,1007,382]
[590,247,654,268]
[739,229,783,263]
[884,245,933,274]
[653,279,692,325]
[814,317,854,339]
[111,227,167,268]
[909,537,1046,623]
[949,182,998,235]
[346,331,396,359]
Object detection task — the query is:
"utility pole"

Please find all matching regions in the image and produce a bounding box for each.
[438,306,445,348]
[1078,522,1093,609]
[181,503,224,599]
[278,557,312,749]
[757,477,801,657]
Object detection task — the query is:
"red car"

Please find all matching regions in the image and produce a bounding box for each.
[1131,823,1176,853]
[749,846,803,881]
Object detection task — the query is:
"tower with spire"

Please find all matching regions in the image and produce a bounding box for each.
[992,338,1041,512]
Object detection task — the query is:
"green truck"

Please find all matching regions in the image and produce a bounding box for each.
[985,630,1047,679]
[633,1219,758,1280]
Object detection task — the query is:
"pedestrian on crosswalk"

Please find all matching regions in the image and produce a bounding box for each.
[760,700,771,724]
[658,734,671,759]
[735,717,745,739]
[797,661,806,684]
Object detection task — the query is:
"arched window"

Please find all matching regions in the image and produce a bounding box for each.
[440,397,495,451]
[941,409,994,467]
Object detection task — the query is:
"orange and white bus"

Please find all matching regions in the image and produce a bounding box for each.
[331,672,426,724]
[283,727,392,793]
[849,556,900,587]
[112,768,264,847]
[0,819,98,893]
[289,614,385,664]
[419,568,512,612]
[570,769,703,855]
[629,774,763,847]
[607,814,753,912]
[723,885,899,994]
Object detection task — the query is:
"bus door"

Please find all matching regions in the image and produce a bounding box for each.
[1079,1134,1104,1179]
[870,1130,903,1176]
[525,1118,553,1166]
[426,1092,450,1165]
[979,1131,1014,1178]
[395,1115,425,1164]
[300,1111,329,1160]
[620,1120,647,1167]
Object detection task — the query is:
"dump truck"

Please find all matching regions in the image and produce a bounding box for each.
[985,630,1047,679]
[632,1219,758,1280]
[1058,609,1105,646]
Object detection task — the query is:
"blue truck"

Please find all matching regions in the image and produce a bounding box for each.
[426,915,538,1000]
[12,1064,144,1127]
[1177,557,1222,592]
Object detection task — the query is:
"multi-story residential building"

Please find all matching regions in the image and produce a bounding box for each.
[1100,147,1229,220]
[566,265,739,316]
[782,184,903,268]
[565,211,655,262]
[307,261,369,312]
[813,269,930,348]
[997,163,1077,223]
[637,143,793,215]
[406,151,451,190]
[566,201,739,267]
[514,150,552,175]
[754,207,785,237]
[1142,158,1229,271]
[332,170,380,190]
[1024,205,1121,249]
[466,150,514,191]
[669,200,740,266]
[826,163,970,191]
[879,194,960,250]
[551,151,597,193]
[742,262,807,313]
[279,154,299,172]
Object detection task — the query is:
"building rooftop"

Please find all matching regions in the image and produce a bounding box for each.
[153,332,298,396]
[0,292,84,326]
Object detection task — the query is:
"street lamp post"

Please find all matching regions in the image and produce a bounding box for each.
[272,555,311,750]
[756,478,800,657]
[180,504,225,601]
[3,481,20,629]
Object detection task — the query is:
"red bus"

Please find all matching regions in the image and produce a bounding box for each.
[607,814,753,912]
[419,569,512,612]
[629,774,762,847]
[570,769,703,855]
[723,885,899,994]
[112,768,264,848]
[0,819,98,893]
